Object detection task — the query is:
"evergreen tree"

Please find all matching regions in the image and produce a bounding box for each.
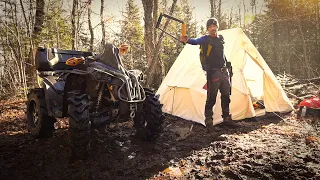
[247,0,320,78]
[160,0,197,75]
[121,0,145,71]
[38,0,72,49]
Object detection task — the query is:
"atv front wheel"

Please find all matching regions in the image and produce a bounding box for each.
[26,88,55,138]
[68,91,90,160]
[134,89,164,141]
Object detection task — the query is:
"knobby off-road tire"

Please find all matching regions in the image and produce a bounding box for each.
[68,91,90,160]
[26,88,55,138]
[134,89,164,141]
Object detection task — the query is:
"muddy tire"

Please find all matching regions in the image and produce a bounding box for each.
[68,91,90,160]
[26,88,55,138]
[134,89,164,141]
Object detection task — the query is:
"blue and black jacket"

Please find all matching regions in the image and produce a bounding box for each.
[187,35,227,71]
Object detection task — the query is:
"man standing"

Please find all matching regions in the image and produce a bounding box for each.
[180,18,232,131]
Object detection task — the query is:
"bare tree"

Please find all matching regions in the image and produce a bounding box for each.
[88,0,94,51]
[153,0,158,41]
[71,0,78,50]
[19,0,35,85]
[142,0,154,66]
[100,0,106,46]
[250,0,256,16]
[228,8,234,29]
[0,1,28,94]
[316,0,319,68]
[218,0,221,20]
[33,0,45,45]
[292,3,311,78]
[210,0,216,17]
[142,0,178,87]
[238,3,241,26]
[243,0,246,28]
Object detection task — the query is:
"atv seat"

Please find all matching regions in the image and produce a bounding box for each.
[35,47,95,71]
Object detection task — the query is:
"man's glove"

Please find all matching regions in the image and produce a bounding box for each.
[226,61,233,77]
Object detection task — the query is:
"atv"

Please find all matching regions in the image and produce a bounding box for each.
[26,43,164,159]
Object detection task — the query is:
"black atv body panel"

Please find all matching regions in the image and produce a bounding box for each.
[41,75,65,117]
[36,47,93,117]
[35,47,94,71]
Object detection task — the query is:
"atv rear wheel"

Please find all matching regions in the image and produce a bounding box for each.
[26,88,55,138]
[134,89,164,141]
[68,91,90,160]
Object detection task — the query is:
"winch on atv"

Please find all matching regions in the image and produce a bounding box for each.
[26,43,164,160]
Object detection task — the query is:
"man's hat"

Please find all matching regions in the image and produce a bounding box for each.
[206,18,219,29]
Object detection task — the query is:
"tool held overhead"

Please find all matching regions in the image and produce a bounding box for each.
[156,13,186,44]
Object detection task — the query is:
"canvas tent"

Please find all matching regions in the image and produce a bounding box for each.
[156,28,294,125]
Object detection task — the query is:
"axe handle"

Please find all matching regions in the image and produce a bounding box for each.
[158,27,185,45]
[162,13,184,24]
[181,23,186,36]
[156,14,163,28]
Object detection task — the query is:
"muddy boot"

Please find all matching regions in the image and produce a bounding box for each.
[223,114,233,123]
[221,114,239,127]
[205,118,214,133]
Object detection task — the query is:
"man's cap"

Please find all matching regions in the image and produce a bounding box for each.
[206,18,219,29]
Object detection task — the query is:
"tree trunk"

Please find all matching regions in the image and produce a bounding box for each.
[13,2,27,95]
[145,0,178,87]
[210,0,216,17]
[71,0,78,50]
[285,21,291,74]
[28,0,45,87]
[218,0,221,21]
[272,22,280,74]
[250,0,256,16]
[142,0,154,66]
[100,0,106,46]
[293,4,311,78]
[238,4,241,26]
[33,0,45,45]
[153,0,158,41]
[228,9,233,29]
[20,0,36,86]
[56,17,60,48]
[88,0,94,51]
[243,0,246,28]
[316,0,319,74]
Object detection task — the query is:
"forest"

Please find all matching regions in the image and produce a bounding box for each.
[0,0,319,96]
[0,1,319,179]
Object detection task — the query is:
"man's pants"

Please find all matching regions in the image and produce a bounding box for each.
[205,70,231,120]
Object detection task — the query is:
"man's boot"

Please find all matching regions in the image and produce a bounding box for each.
[223,114,232,122]
[205,117,214,133]
[222,114,238,127]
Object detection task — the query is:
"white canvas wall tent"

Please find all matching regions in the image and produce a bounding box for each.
[156,28,294,125]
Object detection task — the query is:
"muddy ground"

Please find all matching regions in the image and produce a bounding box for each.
[0,97,319,180]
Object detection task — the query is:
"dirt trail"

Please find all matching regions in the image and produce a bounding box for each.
[0,98,319,180]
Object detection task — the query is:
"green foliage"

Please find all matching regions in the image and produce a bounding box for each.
[244,12,254,25]
[120,0,145,71]
[37,0,72,49]
[246,0,320,78]
[159,0,197,75]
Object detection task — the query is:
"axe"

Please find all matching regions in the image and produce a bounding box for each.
[156,13,186,43]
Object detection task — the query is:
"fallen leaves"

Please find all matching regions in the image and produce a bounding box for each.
[305,135,319,145]
[162,166,183,176]
[0,97,27,135]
